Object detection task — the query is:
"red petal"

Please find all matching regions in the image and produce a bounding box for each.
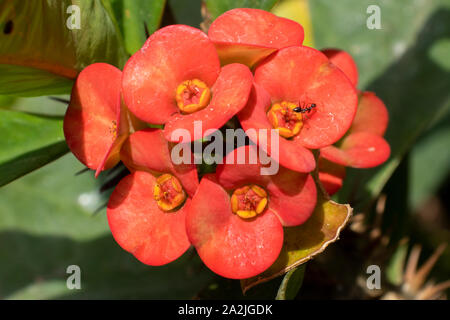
[122,25,220,124]
[95,101,134,178]
[164,63,253,142]
[209,8,304,67]
[217,145,317,226]
[186,175,283,279]
[238,85,315,173]
[321,132,391,168]
[107,172,190,266]
[267,168,317,226]
[351,91,389,136]
[318,157,346,196]
[322,48,358,86]
[216,145,271,189]
[255,46,358,149]
[64,63,126,173]
[121,129,198,197]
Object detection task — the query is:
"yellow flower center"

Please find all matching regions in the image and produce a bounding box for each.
[175,79,211,114]
[153,174,186,211]
[267,101,303,138]
[230,185,268,219]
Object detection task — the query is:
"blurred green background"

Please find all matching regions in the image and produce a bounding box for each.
[0,0,449,299]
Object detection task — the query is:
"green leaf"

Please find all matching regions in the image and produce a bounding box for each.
[275,264,306,300]
[5,280,70,300]
[386,240,409,286]
[0,95,69,116]
[241,195,352,293]
[0,94,16,107]
[409,114,450,209]
[109,0,166,55]
[0,110,68,187]
[0,0,127,97]
[0,65,74,97]
[205,0,279,20]
[169,0,203,28]
[380,155,410,245]
[0,154,213,299]
[309,0,450,210]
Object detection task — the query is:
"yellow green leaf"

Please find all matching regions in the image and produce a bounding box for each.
[0,0,127,96]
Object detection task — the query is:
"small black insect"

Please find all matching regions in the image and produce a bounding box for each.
[3,20,13,35]
[293,103,316,113]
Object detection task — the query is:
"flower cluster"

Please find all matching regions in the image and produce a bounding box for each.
[63,8,390,279]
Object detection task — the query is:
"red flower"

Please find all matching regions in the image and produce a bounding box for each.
[121,25,253,142]
[186,145,317,279]
[320,92,390,168]
[121,128,199,197]
[63,63,135,177]
[239,47,358,173]
[107,129,198,266]
[208,8,304,67]
[320,49,390,168]
[322,48,358,86]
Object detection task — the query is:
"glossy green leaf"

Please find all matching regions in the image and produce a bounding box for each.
[205,0,279,20]
[109,0,166,54]
[0,154,213,299]
[309,0,450,210]
[0,0,127,97]
[241,195,352,293]
[0,110,69,187]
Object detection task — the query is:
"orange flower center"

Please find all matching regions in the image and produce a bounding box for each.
[230,185,268,219]
[267,101,303,138]
[153,174,186,211]
[175,79,211,114]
